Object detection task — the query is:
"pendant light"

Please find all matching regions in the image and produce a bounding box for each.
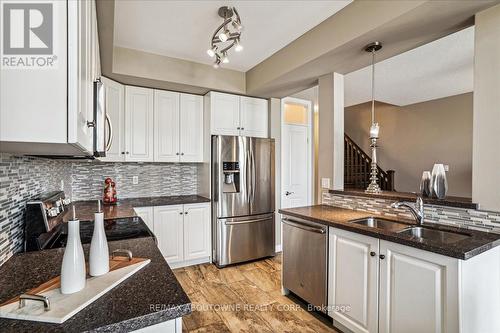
[364,41,383,194]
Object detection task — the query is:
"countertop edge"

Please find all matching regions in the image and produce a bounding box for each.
[92,303,192,333]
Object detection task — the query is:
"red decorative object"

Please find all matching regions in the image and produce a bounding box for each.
[103,177,117,205]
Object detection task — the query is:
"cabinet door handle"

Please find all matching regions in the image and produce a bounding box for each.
[370,251,376,257]
[176,152,180,155]
[379,254,385,260]
[126,152,130,154]
[241,127,244,130]
[184,211,188,215]
[121,152,125,155]
[179,212,184,215]
[105,114,113,152]
[181,152,184,156]
[237,127,241,130]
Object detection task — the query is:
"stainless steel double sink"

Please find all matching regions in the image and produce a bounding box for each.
[350,217,471,244]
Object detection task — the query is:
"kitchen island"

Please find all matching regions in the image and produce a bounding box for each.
[280,204,500,333]
[0,237,191,332]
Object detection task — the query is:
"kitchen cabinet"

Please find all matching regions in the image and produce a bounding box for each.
[328,228,378,333]
[207,92,268,138]
[137,203,210,268]
[379,240,459,333]
[125,86,154,162]
[133,207,154,232]
[0,0,100,156]
[239,96,268,138]
[183,203,211,261]
[154,91,203,162]
[154,90,180,162]
[328,227,500,333]
[154,205,185,265]
[179,94,204,162]
[99,77,125,162]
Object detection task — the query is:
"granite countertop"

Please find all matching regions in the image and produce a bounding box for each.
[329,189,478,209]
[63,195,211,222]
[0,237,191,332]
[279,205,500,260]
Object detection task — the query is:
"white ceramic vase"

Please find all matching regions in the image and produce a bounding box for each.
[60,219,86,294]
[431,163,448,199]
[89,211,109,276]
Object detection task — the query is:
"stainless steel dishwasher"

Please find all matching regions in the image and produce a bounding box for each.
[282,216,328,311]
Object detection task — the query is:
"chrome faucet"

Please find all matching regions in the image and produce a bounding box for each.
[391,196,424,225]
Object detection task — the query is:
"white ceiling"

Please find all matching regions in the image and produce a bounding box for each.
[344,27,474,107]
[114,0,352,72]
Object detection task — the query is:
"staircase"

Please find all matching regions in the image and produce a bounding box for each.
[344,134,395,191]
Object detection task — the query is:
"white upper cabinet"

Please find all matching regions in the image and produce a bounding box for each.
[1,0,99,156]
[208,91,268,138]
[240,96,268,138]
[209,92,241,135]
[125,86,154,162]
[154,91,203,163]
[180,94,204,162]
[154,90,180,162]
[329,228,379,333]
[99,77,125,162]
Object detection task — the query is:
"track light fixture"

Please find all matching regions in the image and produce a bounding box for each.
[207,6,243,68]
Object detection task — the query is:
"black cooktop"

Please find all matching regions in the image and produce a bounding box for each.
[48,216,155,249]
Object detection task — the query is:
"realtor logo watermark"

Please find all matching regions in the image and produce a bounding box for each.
[1,2,57,68]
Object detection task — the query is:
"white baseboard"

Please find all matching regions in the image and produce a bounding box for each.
[275,244,282,253]
[168,257,210,269]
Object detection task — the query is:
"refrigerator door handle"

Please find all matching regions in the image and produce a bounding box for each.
[225,217,271,225]
[251,145,256,202]
[246,148,251,203]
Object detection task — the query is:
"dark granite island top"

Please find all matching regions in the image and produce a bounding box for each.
[0,237,191,332]
[279,205,500,260]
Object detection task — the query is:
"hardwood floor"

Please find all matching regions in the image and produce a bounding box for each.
[173,255,339,333]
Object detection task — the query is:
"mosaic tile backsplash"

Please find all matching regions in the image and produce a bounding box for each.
[322,192,500,234]
[0,153,200,266]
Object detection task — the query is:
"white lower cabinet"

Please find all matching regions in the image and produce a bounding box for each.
[133,207,154,234]
[183,203,211,261]
[132,317,182,332]
[154,205,185,264]
[134,203,211,268]
[328,227,500,333]
[378,240,458,333]
[328,228,379,333]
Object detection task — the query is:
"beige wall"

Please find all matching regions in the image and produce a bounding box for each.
[473,4,500,211]
[318,73,345,200]
[269,98,282,249]
[345,93,473,197]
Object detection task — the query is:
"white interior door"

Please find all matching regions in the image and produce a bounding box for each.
[281,97,312,209]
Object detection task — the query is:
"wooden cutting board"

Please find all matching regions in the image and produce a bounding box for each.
[0,256,150,324]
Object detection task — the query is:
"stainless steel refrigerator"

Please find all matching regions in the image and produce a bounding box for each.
[212,135,275,267]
